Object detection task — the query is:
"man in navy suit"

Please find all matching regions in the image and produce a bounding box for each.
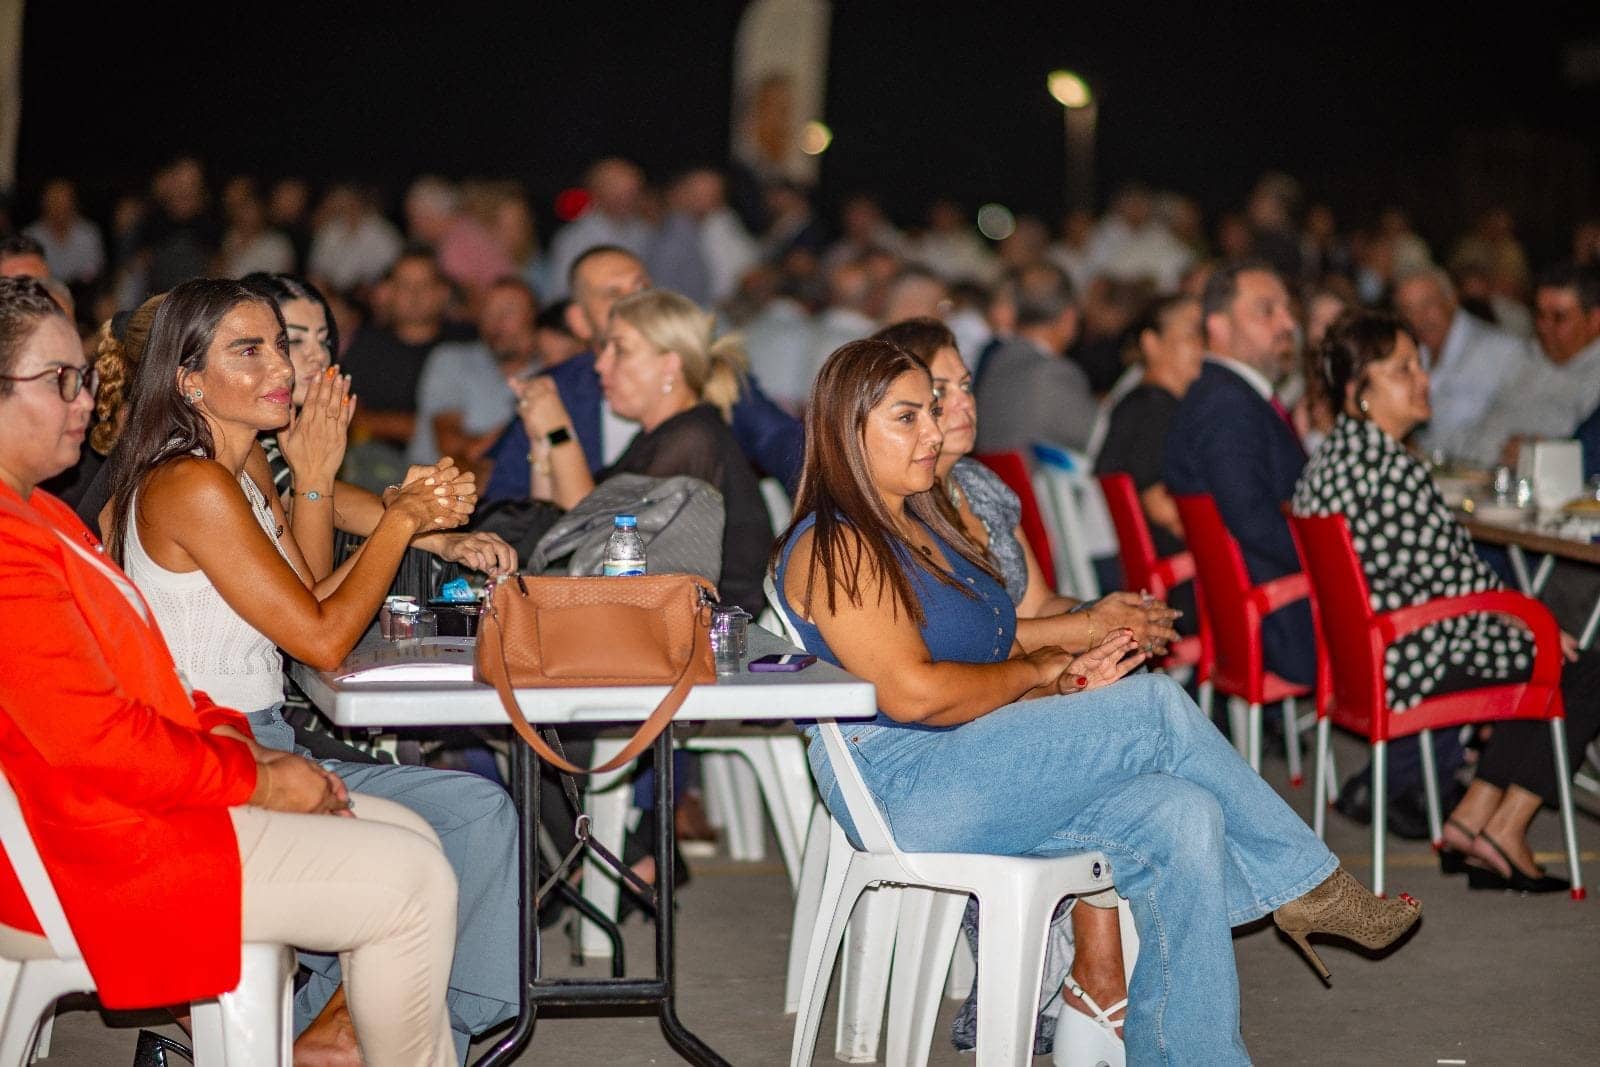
[482,245,803,501]
[1164,260,1313,684]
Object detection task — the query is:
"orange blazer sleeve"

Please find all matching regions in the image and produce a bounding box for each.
[0,539,257,812]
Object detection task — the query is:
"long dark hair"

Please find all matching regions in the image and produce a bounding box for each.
[241,272,340,356]
[773,338,998,627]
[103,278,285,564]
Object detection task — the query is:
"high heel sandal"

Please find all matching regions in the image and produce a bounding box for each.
[1465,834,1570,894]
[1437,817,1479,875]
[1053,975,1127,1067]
[1272,867,1421,982]
[132,1030,193,1066]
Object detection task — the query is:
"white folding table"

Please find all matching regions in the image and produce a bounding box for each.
[291,625,874,1066]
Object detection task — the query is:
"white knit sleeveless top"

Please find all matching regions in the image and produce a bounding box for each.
[124,470,291,713]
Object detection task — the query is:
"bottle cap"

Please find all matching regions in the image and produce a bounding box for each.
[614,514,637,528]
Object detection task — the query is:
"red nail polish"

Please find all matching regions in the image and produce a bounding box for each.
[1075,675,1088,688]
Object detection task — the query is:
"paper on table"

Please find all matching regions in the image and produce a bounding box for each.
[336,637,478,683]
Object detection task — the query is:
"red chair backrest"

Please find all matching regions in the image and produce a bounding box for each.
[1174,493,1265,693]
[975,451,1056,591]
[1286,512,1389,736]
[1098,472,1165,596]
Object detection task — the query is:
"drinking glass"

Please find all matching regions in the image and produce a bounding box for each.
[710,606,750,675]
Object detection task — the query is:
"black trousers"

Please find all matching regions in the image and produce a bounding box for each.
[1471,559,1600,807]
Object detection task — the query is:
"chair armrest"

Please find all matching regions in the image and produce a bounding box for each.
[1249,572,1309,615]
[1151,552,1195,589]
[1374,590,1564,687]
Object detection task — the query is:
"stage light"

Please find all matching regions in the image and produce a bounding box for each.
[800,120,833,156]
[976,203,1016,241]
[1047,70,1092,109]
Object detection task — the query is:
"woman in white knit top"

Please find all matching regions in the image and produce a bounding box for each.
[103,279,520,1065]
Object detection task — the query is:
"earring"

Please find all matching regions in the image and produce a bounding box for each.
[1358,397,1369,413]
[188,388,204,402]
[662,376,674,395]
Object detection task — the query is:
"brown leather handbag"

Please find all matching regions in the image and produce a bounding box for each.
[476,572,717,773]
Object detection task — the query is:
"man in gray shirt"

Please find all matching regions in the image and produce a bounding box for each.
[410,277,539,468]
[1464,264,1600,467]
[974,262,1098,456]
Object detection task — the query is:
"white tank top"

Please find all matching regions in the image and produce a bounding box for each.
[124,470,292,713]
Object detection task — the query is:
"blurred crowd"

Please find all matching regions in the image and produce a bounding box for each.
[4,157,1600,485]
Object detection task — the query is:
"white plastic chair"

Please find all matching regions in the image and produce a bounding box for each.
[575,686,818,957]
[765,581,1126,1065]
[0,771,295,1066]
[1030,444,1117,601]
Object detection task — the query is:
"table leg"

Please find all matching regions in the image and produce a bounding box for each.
[655,730,732,1067]
[473,741,539,1066]
[1529,552,1556,596]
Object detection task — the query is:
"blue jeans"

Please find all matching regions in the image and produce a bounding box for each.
[247,706,519,1064]
[807,673,1337,1066]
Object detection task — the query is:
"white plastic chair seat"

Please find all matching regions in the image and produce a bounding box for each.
[764,576,1134,1065]
[0,771,295,1065]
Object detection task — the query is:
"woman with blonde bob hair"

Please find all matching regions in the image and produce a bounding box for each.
[515,287,772,614]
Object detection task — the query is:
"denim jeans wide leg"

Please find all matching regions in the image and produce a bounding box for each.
[812,673,1337,1066]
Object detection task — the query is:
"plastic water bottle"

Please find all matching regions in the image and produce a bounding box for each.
[602,514,647,576]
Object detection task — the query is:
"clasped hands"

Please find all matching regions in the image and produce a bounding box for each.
[1088,590,1181,656]
[1024,630,1149,699]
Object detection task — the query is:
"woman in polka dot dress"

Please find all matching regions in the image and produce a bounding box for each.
[1293,309,1600,893]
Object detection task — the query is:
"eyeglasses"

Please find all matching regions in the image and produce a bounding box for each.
[0,364,100,402]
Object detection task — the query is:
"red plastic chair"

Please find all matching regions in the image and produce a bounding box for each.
[1173,493,1313,783]
[1097,473,1214,719]
[974,451,1056,591]
[1287,511,1585,899]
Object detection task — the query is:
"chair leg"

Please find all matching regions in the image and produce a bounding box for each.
[835,886,901,1063]
[791,832,864,1067]
[1313,717,1331,840]
[727,756,767,863]
[1372,741,1388,899]
[884,888,966,1067]
[1226,697,1248,760]
[27,1010,50,1063]
[945,927,975,1000]
[1283,697,1303,787]
[1248,703,1263,774]
[0,966,78,1067]
[786,803,830,1013]
[1549,720,1587,900]
[972,888,1058,1066]
[580,740,634,959]
[1417,727,1443,848]
[1197,679,1214,725]
[193,943,296,1067]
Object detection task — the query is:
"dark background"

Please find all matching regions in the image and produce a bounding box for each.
[14,1,1600,260]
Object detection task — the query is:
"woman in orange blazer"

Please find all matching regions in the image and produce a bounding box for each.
[0,277,460,1066]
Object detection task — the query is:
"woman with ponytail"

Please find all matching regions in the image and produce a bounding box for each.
[514,287,772,614]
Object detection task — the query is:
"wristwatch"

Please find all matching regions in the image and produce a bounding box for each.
[545,426,574,448]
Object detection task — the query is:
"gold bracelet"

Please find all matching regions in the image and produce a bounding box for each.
[1085,607,1098,648]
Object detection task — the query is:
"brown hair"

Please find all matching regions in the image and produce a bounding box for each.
[90,294,165,455]
[774,338,997,627]
[0,276,66,395]
[870,317,957,368]
[1316,308,1415,414]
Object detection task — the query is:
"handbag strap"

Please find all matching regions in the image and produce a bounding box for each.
[482,603,707,775]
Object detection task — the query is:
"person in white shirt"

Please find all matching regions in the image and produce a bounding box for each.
[410,277,538,469]
[545,158,656,298]
[307,185,404,293]
[1467,264,1600,467]
[1394,266,1532,461]
[23,179,105,285]
[1087,185,1193,293]
[218,177,296,279]
[909,199,999,285]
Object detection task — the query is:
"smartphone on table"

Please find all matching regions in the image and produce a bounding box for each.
[748,653,817,672]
